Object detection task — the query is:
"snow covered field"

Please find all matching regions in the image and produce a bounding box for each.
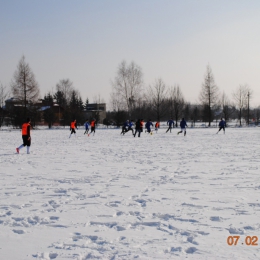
[1,127,260,260]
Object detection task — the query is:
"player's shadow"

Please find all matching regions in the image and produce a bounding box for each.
[0,153,19,156]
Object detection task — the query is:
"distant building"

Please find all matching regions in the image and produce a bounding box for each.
[84,103,106,122]
[5,97,24,110]
[33,99,64,126]
[3,98,106,126]
[4,98,64,126]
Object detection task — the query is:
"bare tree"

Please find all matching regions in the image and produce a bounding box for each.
[190,105,200,127]
[254,107,260,126]
[220,91,236,123]
[53,79,78,125]
[93,94,105,104]
[55,79,74,108]
[199,65,219,126]
[183,102,191,121]
[0,82,10,127]
[169,85,185,127]
[110,90,125,112]
[111,60,143,117]
[246,88,253,125]
[146,78,168,121]
[11,56,40,117]
[233,84,251,126]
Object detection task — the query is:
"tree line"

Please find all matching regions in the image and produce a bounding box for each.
[109,61,256,127]
[0,56,259,128]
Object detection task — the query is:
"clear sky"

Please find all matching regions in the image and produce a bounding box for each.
[1,0,260,107]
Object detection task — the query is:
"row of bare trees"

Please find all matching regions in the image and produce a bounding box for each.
[199,65,253,126]
[110,61,254,127]
[0,57,256,127]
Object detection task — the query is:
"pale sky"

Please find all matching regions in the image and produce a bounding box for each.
[1,0,260,107]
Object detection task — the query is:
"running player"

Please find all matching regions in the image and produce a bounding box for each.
[124,119,134,135]
[145,119,153,134]
[217,118,226,134]
[166,119,174,133]
[84,120,90,135]
[88,119,96,136]
[155,121,160,133]
[69,119,77,138]
[134,119,142,137]
[121,120,129,135]
[16,118,31,154]
[177,118,187,136]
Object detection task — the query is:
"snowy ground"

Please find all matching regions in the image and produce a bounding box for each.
[0,126,260,260]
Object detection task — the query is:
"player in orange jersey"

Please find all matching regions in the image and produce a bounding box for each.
[16,118,31,154]
[69,119,78,138]
[88,119,96,136]
[155,121,160,133]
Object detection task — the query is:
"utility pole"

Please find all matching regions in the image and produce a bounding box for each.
[247,91,250,125]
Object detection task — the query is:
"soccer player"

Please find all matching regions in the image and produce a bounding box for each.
[133,119,142,137]
[16,118,31,154]
[155,121,160,133]
[166,119,174,133]
[84,120,90,135]
[140,119,144,133]
[88,119,96,136]
[145,119,153,134]
[177,118,187,136]
[69,119,77,138]
[121,120,129,135]
[217,118,226,134]
[124,119,134,135]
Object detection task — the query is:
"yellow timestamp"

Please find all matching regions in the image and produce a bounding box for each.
[227,236,258,246]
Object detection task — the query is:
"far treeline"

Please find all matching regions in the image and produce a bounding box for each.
[0,56,258,128]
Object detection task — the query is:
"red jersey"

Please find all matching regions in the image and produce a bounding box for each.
[22,123,31,136]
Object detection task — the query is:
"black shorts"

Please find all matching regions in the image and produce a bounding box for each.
[71,128,76,134]
[22,135,31,146]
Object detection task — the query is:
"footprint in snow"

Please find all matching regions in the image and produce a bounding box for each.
[185,247,197,254]
[13,229,25,234]
[210,216,222,222]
